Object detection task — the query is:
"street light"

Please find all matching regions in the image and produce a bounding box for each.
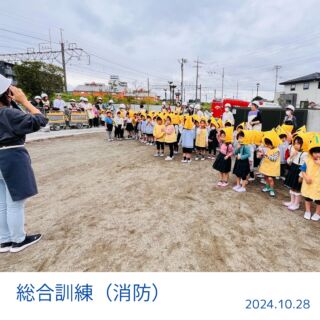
[163,88,167,102]
[256,82,260,96]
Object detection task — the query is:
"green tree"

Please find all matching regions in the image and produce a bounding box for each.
[14,61,64,98]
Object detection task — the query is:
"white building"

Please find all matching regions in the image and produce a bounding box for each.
[277,72,320,109]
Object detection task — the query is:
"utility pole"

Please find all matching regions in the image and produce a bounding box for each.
[199,84,202,103]
[59,29,68,92]
[256,83,260,96]
[178,58,187,103]
[193,58,203,102]
[274,65,282,101]
[147,77,150,111]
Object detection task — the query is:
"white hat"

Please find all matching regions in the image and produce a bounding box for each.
[119,104,126,109]
[69,99,76,102]
[0,75,11,95]
[286,104,295,111]
[97,96,102,100]
[34,96,41,100]
[224,103,231,108]
[162,101,166,106]
[182,101,187,106]
[251,100,261,108]
[83,97,88,102]
[195,104,201,109]
[109,99,114,104]
[79,96,85,101]
[41,93,48,98]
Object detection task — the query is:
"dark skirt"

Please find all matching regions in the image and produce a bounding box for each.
[126,123,134,131]
[253,150,261,168]
[213,152,231,173]
[284,163,302,191]
[233,159,250,179]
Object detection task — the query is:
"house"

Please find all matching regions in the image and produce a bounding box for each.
[0,61,17,85]
[278,72,320,108]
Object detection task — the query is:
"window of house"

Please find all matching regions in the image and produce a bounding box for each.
[303,82,309,90]
[290,84,296,91]
[300,101,309,108]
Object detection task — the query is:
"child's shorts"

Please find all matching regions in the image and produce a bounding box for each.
[146,133,153,137]
[196,146,206,151]
[182,147,193,153]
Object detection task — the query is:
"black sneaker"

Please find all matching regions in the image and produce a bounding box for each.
[10,234,42,253]
[0,242,12,253]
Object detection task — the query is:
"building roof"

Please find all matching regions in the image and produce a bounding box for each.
[280,72,320,85]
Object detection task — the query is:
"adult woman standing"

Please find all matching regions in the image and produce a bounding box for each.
[283,105,297,131]
[0,76,48,253]
[247,100,263,131]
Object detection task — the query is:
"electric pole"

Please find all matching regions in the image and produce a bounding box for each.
[193,58,203,102]
[199,84,202,103]
[274,65,282,101]
[60,29,67,92]
[178,58,187,103]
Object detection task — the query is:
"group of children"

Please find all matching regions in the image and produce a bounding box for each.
[104,109,320,221]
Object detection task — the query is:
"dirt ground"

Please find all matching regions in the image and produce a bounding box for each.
[1,132,320,272]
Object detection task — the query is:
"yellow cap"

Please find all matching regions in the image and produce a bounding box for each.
[308,133,320,151]
[276,126,288,137]
[252,131,264,145]
[263,129,282,147]
[221,126,234,143]
[238,130,254,144]
[184,116,194,130]
[193,114,200,122]
[296,125,307,133]
[210,117,218,128]
[236,122,246,130]
[217,118,223,129]
[281,124,294,134]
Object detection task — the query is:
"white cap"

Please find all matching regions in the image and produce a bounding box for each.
[182,101,187,106]
[41,93,48,98]
[34,95,41,100]
[69,99,76,102]
[119,104,126,109]
[97,96,102,100]
[286,104,295,111]
[79,96,85,101]
[195,104,201,109]
[251,100,261,108]
[224,103,231,108]
[109,99,114,103]
[83,97,88,102]
[0,75,11,95]
[162,101,166,106]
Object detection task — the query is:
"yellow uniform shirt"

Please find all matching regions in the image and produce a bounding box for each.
[164,125,177,143]
[259,147,280,177]
[153,124,165,142]
[301,155,320,200]
[196,128,207,148]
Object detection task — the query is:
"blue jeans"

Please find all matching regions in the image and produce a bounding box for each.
[0,170,26,243]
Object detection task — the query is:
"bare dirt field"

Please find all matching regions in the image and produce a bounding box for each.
[1,132,320,272]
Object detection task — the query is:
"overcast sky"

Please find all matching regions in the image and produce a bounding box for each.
[1,0,320,101]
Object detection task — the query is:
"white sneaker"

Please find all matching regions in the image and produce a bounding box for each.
[232,185,241,191]
[311,213,320,221]
[283,201,292,207]
[165,156,173,161]
[288,203,300,211]
[200,157,205,161]
[217,181,223,186]
[260,179,266,184]
[187,159,192,163]
[181,159,187,163]
[237,187,246,193]
[257,173,264,178]
[248,177,255,182]
[174,151,178,154]
[159,153,164,157]
[304,211,312,220]
[195,157,199,161]
[154,153,160,157]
